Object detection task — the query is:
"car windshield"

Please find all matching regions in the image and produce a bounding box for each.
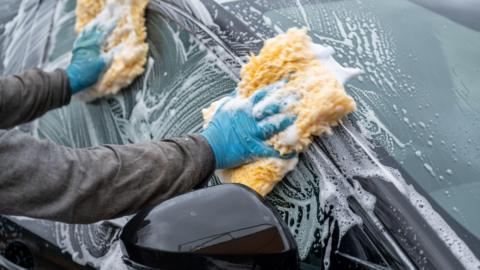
[3,0,478,268]
[262,0,480,238]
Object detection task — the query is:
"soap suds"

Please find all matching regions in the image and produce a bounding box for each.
[220,95,249,112]
[98,242,128,270]
[280,125,300,146]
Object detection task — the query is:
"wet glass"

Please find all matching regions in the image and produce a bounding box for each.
[36,3,325,268]
[263,0,480,238]
[2,0,478,268]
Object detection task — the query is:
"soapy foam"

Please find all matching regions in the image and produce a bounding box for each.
[98,242,128,270]
[310,43,363,84]
[251,82,288,117]
[220,95,249,112]
[406,184,480,270]
[279,125,300,146]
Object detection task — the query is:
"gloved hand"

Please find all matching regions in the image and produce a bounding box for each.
[66,22,115,94]
[201,82,298,170]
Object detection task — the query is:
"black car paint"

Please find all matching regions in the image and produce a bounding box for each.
[0,216,94,270]
[121,184,299,270]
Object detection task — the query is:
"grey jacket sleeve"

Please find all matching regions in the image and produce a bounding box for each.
[0,130,215,224]
[0,69,216,224]
[0,68,71,129]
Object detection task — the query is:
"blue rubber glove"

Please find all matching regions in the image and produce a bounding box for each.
[201,82,297,170]
[66,22,115,94]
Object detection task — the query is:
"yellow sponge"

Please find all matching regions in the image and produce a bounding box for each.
[203,28,358,196]
[75,0,149,99]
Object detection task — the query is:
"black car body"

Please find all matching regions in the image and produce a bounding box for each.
[1,0,479,269]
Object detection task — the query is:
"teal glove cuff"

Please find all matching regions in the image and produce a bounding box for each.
[66,51,106,94]
[66,23,115,94]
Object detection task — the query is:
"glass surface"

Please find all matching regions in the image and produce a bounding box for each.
[263,0,480,238]
[38,3,325,266]
[36,2,324,268]
[3,0,478,268]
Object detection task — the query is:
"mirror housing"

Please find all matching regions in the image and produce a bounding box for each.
[120,184,299,270]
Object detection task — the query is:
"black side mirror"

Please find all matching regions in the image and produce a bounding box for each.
[120,184,299,270]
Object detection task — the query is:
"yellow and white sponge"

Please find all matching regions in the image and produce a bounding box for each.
[203,28,361,196]
[75,0,149,100]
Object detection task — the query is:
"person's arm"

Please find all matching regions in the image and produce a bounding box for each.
[0,69,71,129]
[0,18,297,224]
[0,80,296,224]
[0,129,215,224]
[0,20,114,129]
